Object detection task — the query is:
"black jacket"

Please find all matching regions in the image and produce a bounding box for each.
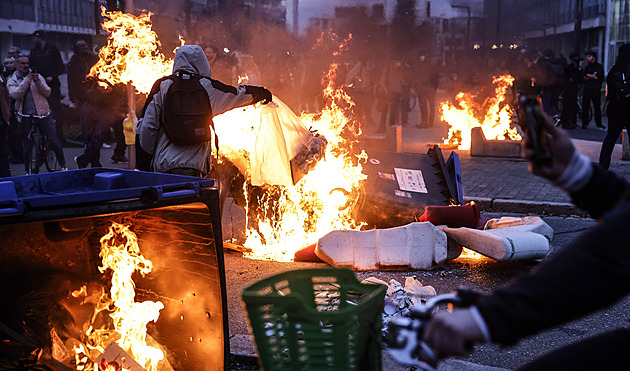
[606,59,630,105]
[29,42,64,80]
[583,62,605,90]
[477,165,630,345]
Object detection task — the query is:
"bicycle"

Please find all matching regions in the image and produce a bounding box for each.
[386,289,480,371]
[25,119,63,174]
[557,88,593,125]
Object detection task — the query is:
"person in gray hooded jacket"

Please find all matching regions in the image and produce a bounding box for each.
[137,44,271,177]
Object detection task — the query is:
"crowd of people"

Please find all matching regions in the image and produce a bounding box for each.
[0,21,627,178]
[0,30,132,177]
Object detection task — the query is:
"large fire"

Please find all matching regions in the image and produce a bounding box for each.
[90,9,368,262]
[441,74,521,150]
[71,222,165,371]
[215,37,367,262]
[88,7,173,94]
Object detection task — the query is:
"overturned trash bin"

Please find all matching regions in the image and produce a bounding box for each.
[353,146,462,229]
[0,169,228,370]
[242,268,386,371]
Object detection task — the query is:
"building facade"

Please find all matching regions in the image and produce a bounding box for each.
[0,0,99,61]
[482,0,630,72]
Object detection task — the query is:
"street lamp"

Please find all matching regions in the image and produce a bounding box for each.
[452,4,471,49]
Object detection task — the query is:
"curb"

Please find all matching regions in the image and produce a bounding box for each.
[464,196,590,218]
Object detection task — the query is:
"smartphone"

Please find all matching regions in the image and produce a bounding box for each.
[518,95,552,167]
[30,66,37,74]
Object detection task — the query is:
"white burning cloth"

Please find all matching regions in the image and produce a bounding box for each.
[213,96,326,186]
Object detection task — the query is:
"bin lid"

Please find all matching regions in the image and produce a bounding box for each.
[0,169,215,218]
[354,146,462,228]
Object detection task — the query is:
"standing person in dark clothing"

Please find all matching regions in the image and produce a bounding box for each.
[30,30,66,144]
[67,39,101,161]
[581,50,605,129]
[536,48,561,123]
[377,57,407,132]
[413,53,439,128]
[67,40,97,109]
[560,52,583,129]
[512,52,541,104]
[599,44,630,169]
[0,74,11,177]
[73,80,127,169]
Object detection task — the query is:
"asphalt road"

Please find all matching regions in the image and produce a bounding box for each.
[223,206,629,371]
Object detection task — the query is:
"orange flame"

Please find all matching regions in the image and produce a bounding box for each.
[88,7,173,94]
[72,223,164,370]
[215,36,366,262]
[89,11,366,262]
[440,74,520,150]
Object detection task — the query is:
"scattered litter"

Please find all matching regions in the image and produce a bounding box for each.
[362,276,436,328]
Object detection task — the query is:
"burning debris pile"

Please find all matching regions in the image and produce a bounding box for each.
[66,223,167,371]
[441,74,521,150]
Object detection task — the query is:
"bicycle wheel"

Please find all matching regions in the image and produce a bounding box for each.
[43,137,61,172]
[29,132,42,174]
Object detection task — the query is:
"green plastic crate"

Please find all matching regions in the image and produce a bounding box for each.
[242,268,386,371]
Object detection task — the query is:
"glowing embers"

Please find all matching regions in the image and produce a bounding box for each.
[88,7,173,94]
[440,74,521,150]
[70,222,166,371]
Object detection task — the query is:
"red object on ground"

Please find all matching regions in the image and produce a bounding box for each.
[418,203,480,228]
[294,243,322,262]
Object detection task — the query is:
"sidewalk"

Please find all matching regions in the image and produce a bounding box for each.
[395,117,630,217]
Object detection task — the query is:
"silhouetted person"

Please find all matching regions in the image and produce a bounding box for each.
[30,30,66,144]
[560,52,583,129]
[599,44,630,169]
[581,50,605,129]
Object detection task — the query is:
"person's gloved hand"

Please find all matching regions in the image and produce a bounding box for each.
[423,308,485,358]
[521,112,575,181]
[245,85,273,104]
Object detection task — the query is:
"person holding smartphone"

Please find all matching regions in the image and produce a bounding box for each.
[7,55,67,173]
[423,112,630,370]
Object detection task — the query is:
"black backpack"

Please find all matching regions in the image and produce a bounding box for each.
[162,71,214,145]
[611,64,630,103]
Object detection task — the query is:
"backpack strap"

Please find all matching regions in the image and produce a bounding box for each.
[140,74,174,119]
[137,75,173,171]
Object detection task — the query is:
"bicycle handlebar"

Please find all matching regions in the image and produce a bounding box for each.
[385,288,481,371]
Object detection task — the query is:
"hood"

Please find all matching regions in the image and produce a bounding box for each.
[172,45,212,77]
